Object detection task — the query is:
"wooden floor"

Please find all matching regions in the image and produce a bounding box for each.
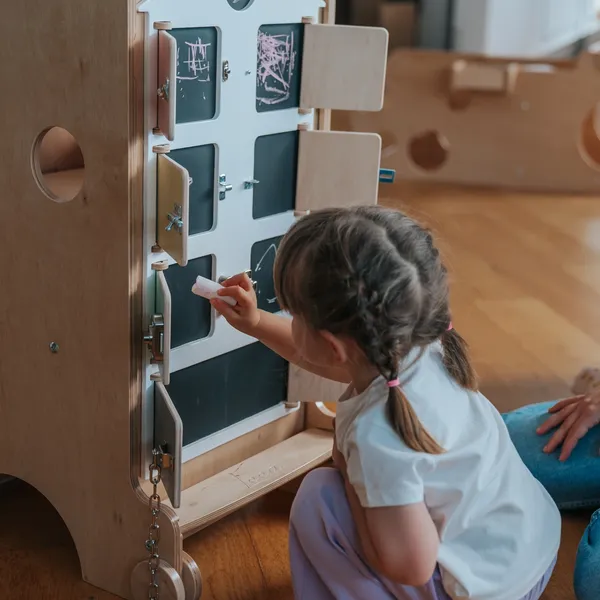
[1,184,599,599]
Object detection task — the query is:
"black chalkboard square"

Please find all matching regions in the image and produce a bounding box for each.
[256,24,304,112]
[253,131,298,219]
[251,236,282,313]
[163,254,213,348]
[169,145,216,235]
[165,342,288,446]
[172,27,218,124]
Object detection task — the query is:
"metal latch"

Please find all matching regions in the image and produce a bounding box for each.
[156,444,173,470]
[144,314,165,363]
[157,78,170,101]
[165,203,183,232]
[218,174,233,200]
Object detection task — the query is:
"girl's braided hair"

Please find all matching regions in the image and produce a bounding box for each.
[274,206,477,454]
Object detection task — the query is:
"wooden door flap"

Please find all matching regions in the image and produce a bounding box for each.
[300,24,389,111]
[450,59,520,95]
[296,130,382,212]
[157,29,177,142]
[157,153,190,267]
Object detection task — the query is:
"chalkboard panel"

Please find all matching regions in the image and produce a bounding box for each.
[166,343,288,446]
[256,24,304,112]
[251,236,282,313]
[253,131,298,219]
[163,255,213,348]
[169,145,215,235]
[173,27,218,124]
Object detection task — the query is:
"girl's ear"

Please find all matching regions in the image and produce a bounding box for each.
[319,330,349,366]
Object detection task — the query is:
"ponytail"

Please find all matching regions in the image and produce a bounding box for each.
[385,327,475,455]
[387,386,445,454]
[441,328,478,390]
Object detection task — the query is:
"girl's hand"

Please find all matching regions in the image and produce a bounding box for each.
[537,394,600,461]
[210,272,261,336]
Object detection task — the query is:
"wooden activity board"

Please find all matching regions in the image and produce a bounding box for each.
[344,49,600,193]
[0,0,389,598]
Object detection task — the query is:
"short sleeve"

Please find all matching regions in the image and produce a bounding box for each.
[344,422,426,508]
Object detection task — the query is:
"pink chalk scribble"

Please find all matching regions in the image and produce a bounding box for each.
[257,31,297,106]
[177,38,211,83]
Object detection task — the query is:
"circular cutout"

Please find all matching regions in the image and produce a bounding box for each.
[448,91,472,111]
[579,105,600,171]
[32,127,85,203]
[408,130,449,172]
[226,0,253,10]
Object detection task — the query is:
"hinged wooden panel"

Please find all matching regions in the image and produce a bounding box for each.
[300,24,389,111]
[157,154,190,267]
[296,130,382,211]
[157,30,177,141]
[154,382,183,509]
[155,270,172,385]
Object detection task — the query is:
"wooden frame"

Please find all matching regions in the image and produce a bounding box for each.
[0,0,390,598]
[343,49,600,193]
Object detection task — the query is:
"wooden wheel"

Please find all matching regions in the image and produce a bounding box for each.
[181,552,203,600]
[131,559,186,600]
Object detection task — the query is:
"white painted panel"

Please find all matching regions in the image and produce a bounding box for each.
[139,0,325,465]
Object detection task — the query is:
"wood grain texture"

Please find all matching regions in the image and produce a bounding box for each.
[301,24,388,111]
[344,50,600,193]
[1,183,598,599]
[0,1,181,597]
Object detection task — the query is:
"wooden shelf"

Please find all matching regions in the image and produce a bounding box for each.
[167,428,333,538]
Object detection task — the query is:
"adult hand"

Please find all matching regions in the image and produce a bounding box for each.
[537,394,600,461]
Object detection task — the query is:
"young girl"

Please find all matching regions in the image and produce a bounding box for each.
[211,206,561,600]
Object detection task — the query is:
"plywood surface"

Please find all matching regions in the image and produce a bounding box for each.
[344,50,600,193]
[296,130,382,211]
[0,2,179,598]
[301,24,389,111]
[169,429,333,537]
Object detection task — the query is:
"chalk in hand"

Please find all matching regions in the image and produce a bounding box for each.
[191,275,237,306]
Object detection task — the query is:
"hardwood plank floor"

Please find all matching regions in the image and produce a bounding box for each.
[1,184,599,599]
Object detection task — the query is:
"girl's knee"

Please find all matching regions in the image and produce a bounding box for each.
[574,510,600,600]
[291,467,344,524]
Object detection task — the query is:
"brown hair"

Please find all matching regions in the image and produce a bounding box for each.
[274,206,477,454]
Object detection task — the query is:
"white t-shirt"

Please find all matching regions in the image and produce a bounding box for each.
[335,341,561,600]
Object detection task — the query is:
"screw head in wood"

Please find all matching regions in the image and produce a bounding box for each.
[49,342,59,353]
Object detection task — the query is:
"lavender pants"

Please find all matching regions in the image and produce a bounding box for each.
[289,467,556,600]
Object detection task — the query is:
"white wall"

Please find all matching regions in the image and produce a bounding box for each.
[454,0,600,56]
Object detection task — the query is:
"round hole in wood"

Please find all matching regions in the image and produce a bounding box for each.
[448,91,472,111]
[579,105,600,171]
[226,0,254,10]
[32,127,85,203]
[408,130,449,172]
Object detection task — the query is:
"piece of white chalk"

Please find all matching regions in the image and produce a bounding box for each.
[191,275,237,306]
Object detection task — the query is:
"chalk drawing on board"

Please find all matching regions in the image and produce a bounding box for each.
[172,27,218,124]
[251,236,283,313]
[256,24,304,112]
[255,243,278,306]
[177,38,211,98]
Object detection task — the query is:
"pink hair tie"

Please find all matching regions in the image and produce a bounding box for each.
[447,322,453,331]
[387,379,400,388]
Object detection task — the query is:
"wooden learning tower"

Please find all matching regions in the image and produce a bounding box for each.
[0,0,390,598]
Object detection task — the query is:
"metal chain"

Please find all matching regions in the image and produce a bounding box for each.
[146,449,162,599]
